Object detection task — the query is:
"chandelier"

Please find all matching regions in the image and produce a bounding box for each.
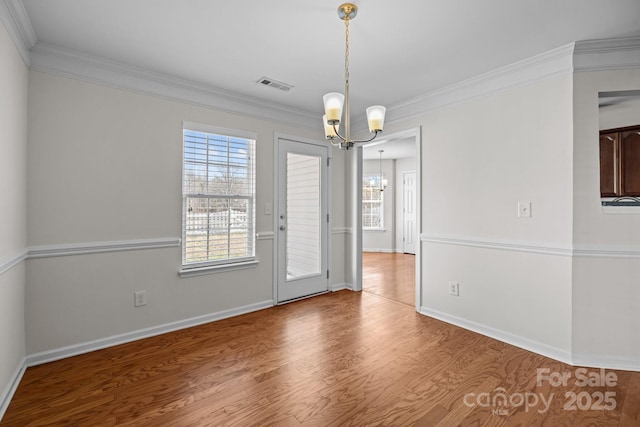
[366,149,388,191]
[323,3,386,150]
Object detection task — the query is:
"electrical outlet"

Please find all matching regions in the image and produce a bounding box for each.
[134,290,147,307]
[518,201,532,218]
[449,281,459,296]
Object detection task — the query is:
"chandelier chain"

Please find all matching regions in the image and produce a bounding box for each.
[345,18,350,84]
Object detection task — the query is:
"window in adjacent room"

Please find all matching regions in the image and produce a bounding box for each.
[362,175,384,229]
[182,123,256,269]
[599,124,640,198]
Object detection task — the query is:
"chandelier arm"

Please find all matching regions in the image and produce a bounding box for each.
[331,123,348,143]
[352,130,380,145]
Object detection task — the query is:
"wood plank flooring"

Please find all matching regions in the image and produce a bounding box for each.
[3,291,640,425]
[363,252,415,306]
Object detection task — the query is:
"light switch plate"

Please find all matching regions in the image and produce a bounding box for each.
[518,201,531,218]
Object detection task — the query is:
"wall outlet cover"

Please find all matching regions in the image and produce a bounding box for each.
[518,201,532,218]
[449,281,459,296]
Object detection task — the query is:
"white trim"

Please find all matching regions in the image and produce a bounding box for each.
[421,233,640,259]
[332,227,351,234]
[28,238,180,259]
[571,354,640,372]
[601,206,640,215]
[19,34,640,136]
[362,248,395,253]
[421,233,573,257]
[331,282,354,292]
[574,36,640,72]
[572,247,640,259]
[256,231,274,240]
[182,121,257,141]
[0,357,26,421]
[25,300,273,367]
[0,0,36,66]
[420,306,573,366]
[29,42,318,130]
[0,248,28,275]
[178,260,259,278]
[378,43,575,128]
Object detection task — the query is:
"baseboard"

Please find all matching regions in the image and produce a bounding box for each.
[331,282,354,292]
[571,354,640,372]
[362,249,395,253]
[25,300,273,367]
[419,306,573,365]
[0,357,26,421]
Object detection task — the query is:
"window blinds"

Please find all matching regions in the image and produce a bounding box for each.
[182,126,256,267]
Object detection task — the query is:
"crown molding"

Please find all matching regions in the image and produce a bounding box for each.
[29,42,319,130]
[0,0,35,66]
[574,36,640,72]
[382,43,576,126]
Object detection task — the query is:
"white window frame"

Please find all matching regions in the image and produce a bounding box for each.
[362,175,384,230]
[180,122,257,275]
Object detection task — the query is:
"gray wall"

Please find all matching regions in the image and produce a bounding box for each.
[25,71,348,354]
[572,69,640,366]
[0,21,28,408]
[384,73,575,358]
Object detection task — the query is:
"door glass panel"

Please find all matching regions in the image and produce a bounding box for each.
[286,153,321,280]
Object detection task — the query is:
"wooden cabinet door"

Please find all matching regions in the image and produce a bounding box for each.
[621,129,640,196]
[599,132,618,197]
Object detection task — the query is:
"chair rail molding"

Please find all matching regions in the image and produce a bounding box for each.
[0,248,28,275]
[28,238,181,259]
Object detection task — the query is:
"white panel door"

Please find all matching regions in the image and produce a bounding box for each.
[403,171,417,254]
[277,138,329,303]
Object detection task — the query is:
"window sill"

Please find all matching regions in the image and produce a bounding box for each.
[601,206,640,215]
[179,260,259,278]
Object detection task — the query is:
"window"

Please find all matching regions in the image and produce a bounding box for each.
[363,175,384,229]
[182,123,256,269]
[599,125,640,198]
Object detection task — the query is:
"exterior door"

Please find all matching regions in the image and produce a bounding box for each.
[276,138,329,303]
[403,170,417,254]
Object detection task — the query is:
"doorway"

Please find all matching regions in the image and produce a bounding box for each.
[357,127,421,309]
[275,136,330,303]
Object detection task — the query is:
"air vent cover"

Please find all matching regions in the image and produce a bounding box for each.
[257,77,293,92]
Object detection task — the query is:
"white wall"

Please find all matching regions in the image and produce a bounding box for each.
[25,71,347,354]
[362,159,394,252]
[0,21,28,413]
[572,69,640,368]
[395,157,417,252]
[383,73,575,359]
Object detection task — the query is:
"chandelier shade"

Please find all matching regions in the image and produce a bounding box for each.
[323,93,345,124]
[366,106,386,132]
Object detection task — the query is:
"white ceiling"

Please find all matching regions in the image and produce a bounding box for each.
[20,0,640,126]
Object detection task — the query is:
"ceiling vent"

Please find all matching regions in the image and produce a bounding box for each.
[257,77,293,92]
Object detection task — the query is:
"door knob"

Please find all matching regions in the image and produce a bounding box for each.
[280,225,286,231]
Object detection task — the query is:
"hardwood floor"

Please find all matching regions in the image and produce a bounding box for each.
[363,252,415,306]
[3,290,640,426]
